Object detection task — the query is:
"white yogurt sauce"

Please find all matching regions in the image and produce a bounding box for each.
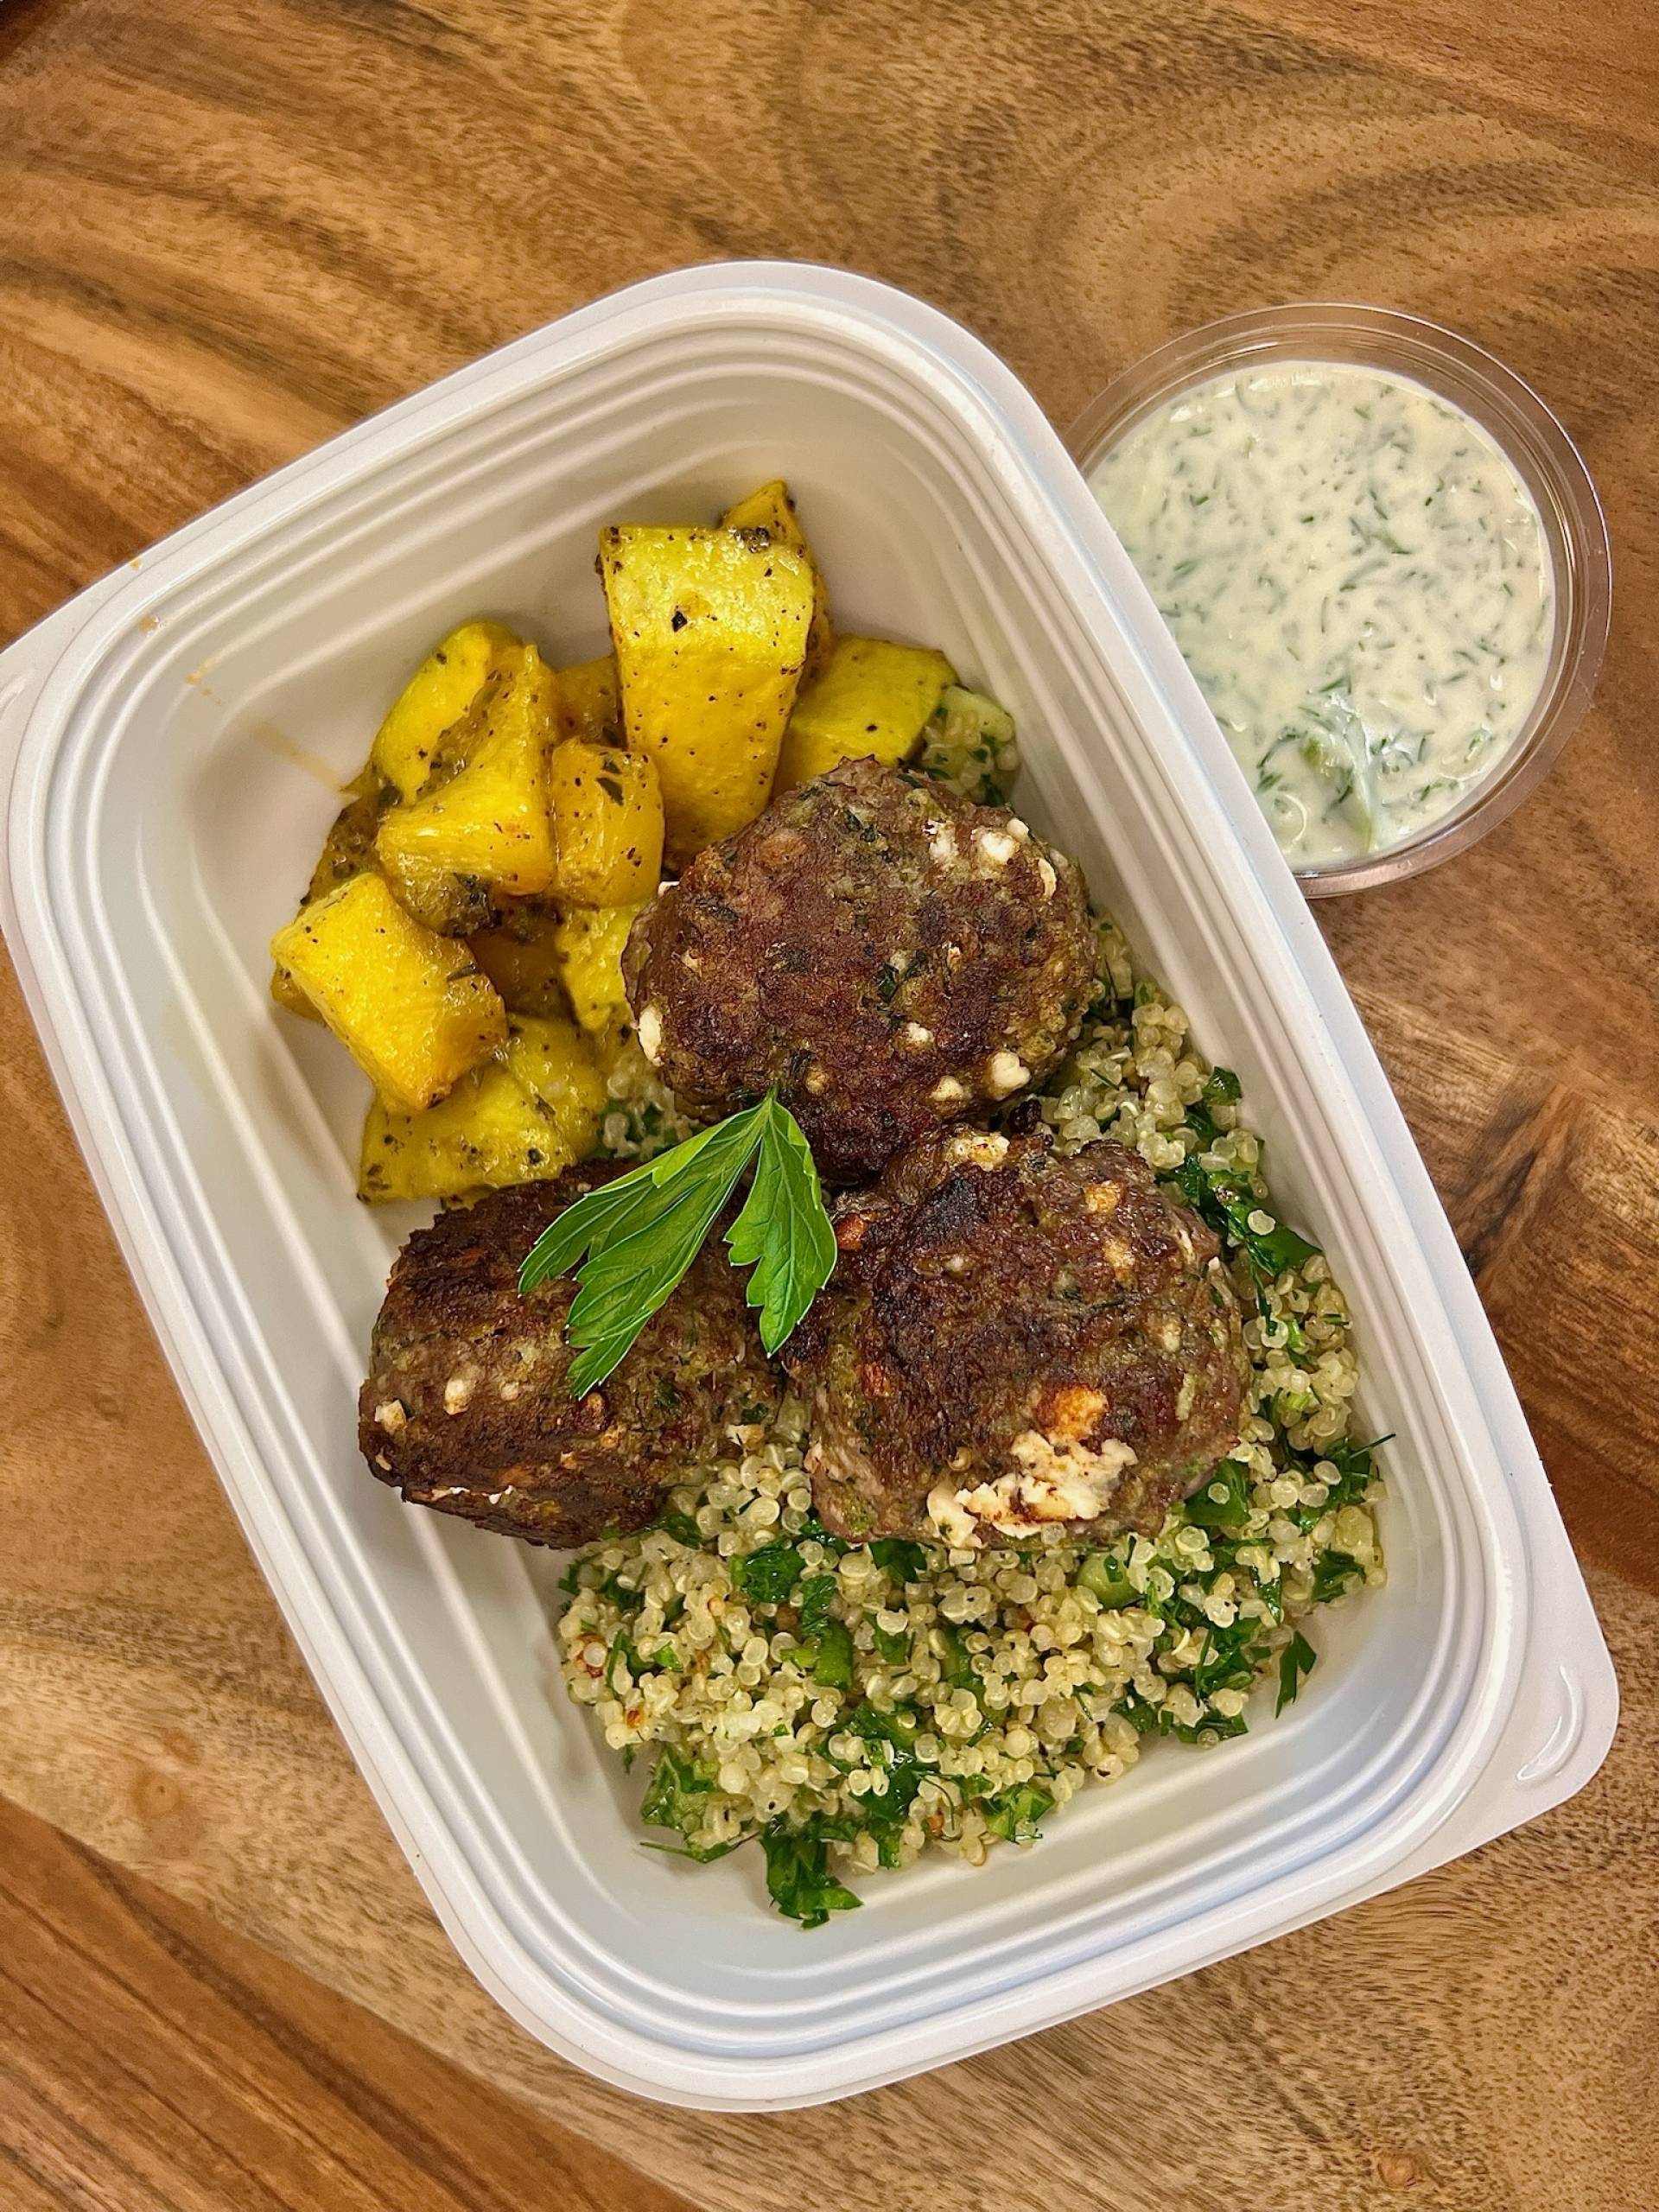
[1091,362,1554,868]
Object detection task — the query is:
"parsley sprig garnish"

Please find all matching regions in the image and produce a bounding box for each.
[518,1090,836,1395]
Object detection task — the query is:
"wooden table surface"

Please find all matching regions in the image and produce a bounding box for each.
[1,2,1655,2207]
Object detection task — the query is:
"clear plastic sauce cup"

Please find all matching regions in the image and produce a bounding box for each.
[1069,304,1612,896]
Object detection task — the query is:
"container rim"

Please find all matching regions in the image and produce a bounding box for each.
[1065,302,1613,896]
[0,262,1616,2107]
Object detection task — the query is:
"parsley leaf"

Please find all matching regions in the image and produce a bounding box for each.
[868,1538,928,1585]
[1174,1153,1320,1283]
[603,1632,637,1692]
[725,1096,838,1355]
[1185,1459,1253,1529]
[796,1510,850,1558]
[641,1835,744,1864]
[1320,1433,1391,1506]
[1192,1619,1266,1700]
[844,1701,919,1757]
[811,1618,855,1688]
[518,1091,836,1395]
[795,1573,838,1636]
[982,1783,1053,1842]
[1077,1549,1138,1607]
[1185,1064,1243,1144]
[1276,1629,1318,1713]
[730,1543,804,1605]
[641,1746,715,1837]
[1311,1549,1363,1604]
[1165,1709,1249,1744]
[760,1822,862,1929]
[937,1622,979,1691]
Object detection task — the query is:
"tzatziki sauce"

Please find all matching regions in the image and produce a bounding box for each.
[1090,362,1554,869]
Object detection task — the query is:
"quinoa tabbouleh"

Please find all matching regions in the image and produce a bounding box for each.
[554,726,1385,1927]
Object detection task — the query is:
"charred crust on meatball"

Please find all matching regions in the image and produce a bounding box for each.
[782,1127,1250,1548]
[358,1168,779,1548]
[623,757,1096,1183]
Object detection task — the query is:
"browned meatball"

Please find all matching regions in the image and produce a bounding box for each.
[359,1172,777,1547]
[624,757,1096,1184]
[783,1126,1249,1548]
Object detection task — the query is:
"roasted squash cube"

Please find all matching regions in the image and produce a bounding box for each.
[548,741,664,906]
[720,479,832,683]
[371,620,519,801]
[270,963,318,1021]
[550,900,645,1036]
[468,900,569,1019]
[357,1014,604,1202]
[501,1014,607,1141]
[555,654,622,746]
[270,772,391,1020]
[270,873,506,1113]
[376,643,557,932]
[601,524,814,864]
[775,635,957,792]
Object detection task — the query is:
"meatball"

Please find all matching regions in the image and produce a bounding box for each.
[783,1125,1249,1548]
[624,756,1096,1184]
[359,1171,777,1547]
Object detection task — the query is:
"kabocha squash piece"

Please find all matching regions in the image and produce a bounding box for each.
[554,654,622,746]
[302,772,391,898]
[601,524,814,864]
[270,961,319,1021]
[468,900,569,1020]
[502,1012,607,1131]
[775,635,957,791]
[376,643,558,933]
[372,620,520,802]
[547,741,664,906]
[270,772,391,1020]
[358,1013,604,1202]
[270,873,506,1114]
[720,479,833,683]
[550,899,645,1036]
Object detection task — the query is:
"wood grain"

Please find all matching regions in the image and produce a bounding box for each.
[0,1794,696,2212]
[0,1,1654,2208]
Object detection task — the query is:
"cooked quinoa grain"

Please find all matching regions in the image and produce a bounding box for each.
[551,902,1385,1926]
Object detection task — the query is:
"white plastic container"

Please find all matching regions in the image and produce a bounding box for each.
[0,264,1616,2109]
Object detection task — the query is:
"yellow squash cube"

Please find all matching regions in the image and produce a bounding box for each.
[775,635,957,792]
[270,872,506,1114]
[468,900,569,1019]
[550,900,645,1035]
[555,654,622,746]
[720,479,833,683]
[358,1014,605,1202]
[270,772,391,1021]
[601,524,814,864]
[270,962,318,1022]
[376,643,558,933]
[547,741,664,906]
[371,619,520,801]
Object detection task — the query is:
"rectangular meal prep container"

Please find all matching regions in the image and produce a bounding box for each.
[0,263,1616,2110]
